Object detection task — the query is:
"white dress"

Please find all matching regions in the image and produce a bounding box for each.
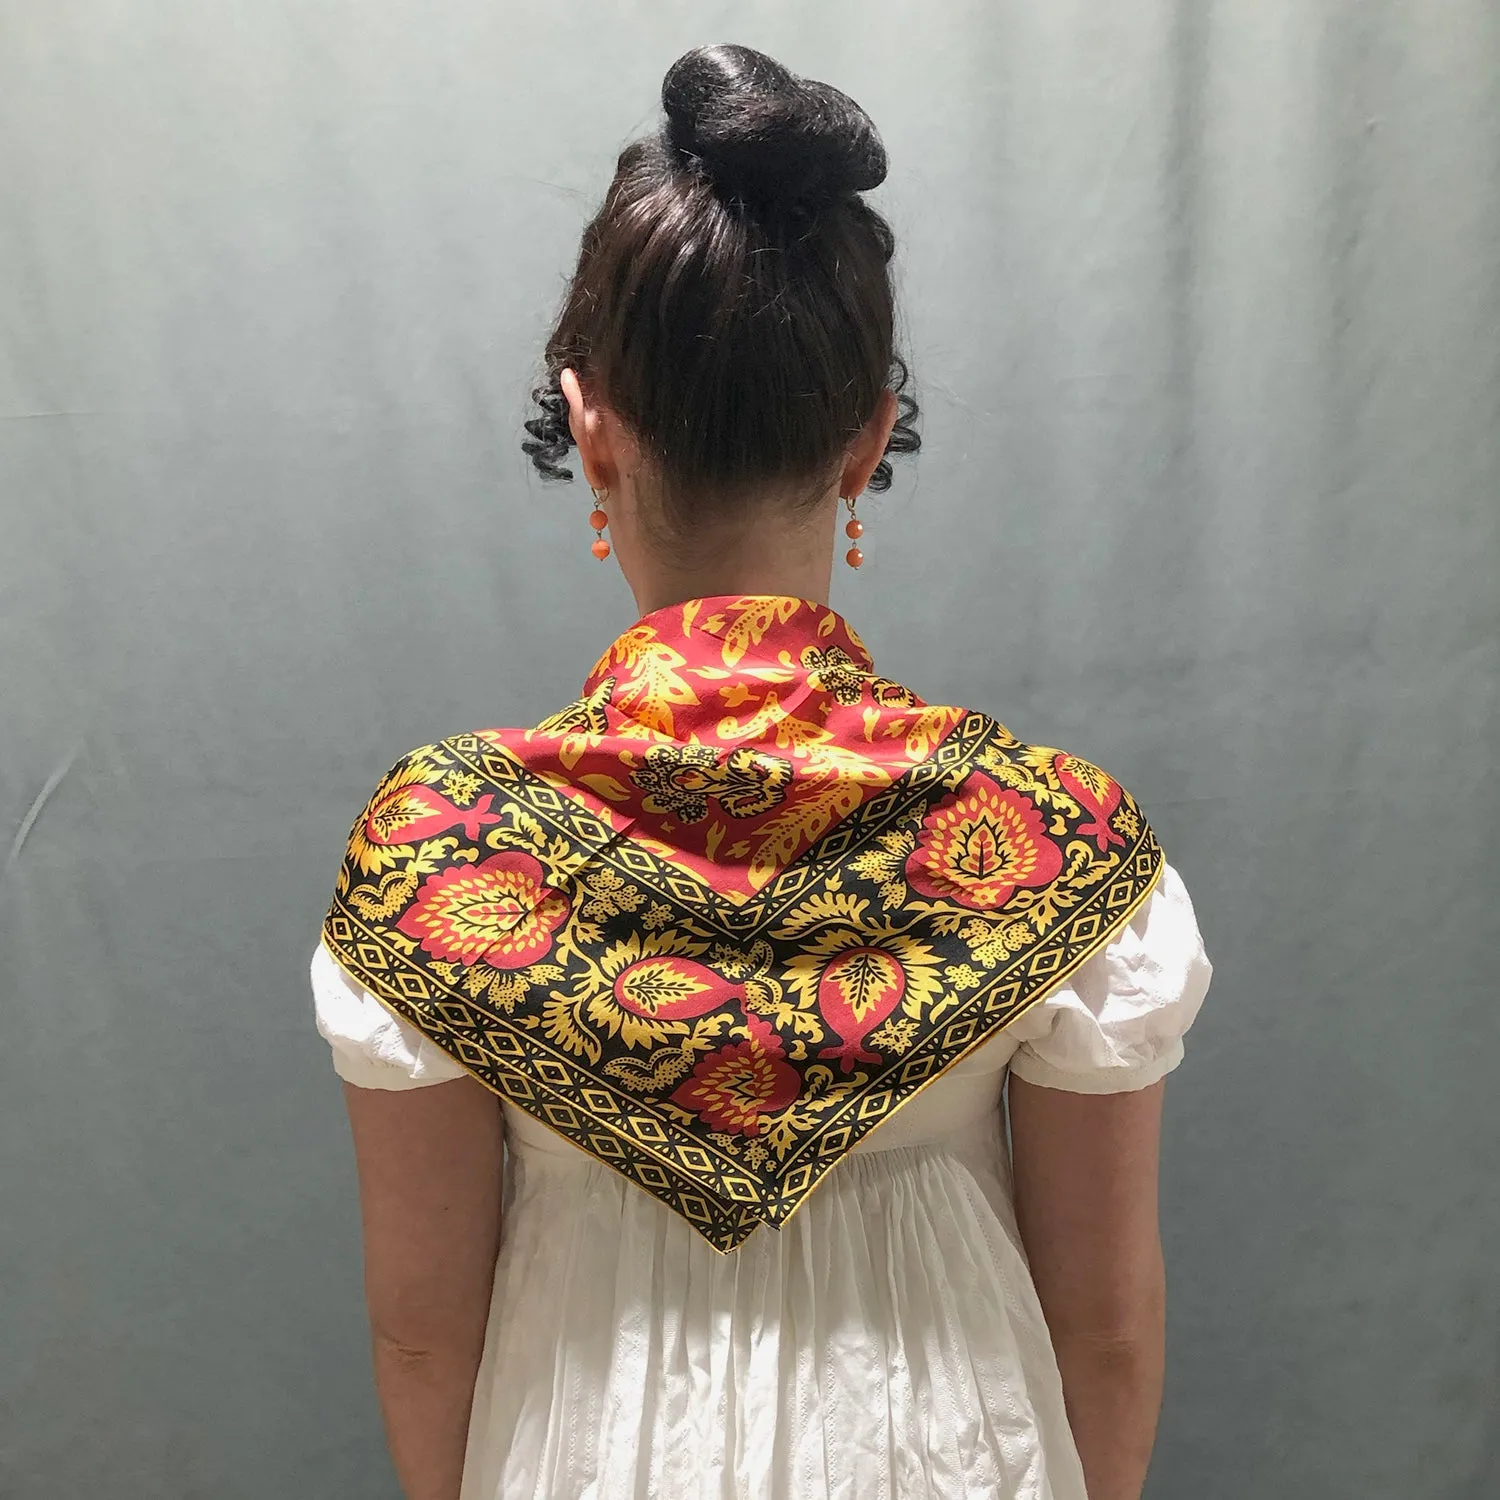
[313,860,1211,1500]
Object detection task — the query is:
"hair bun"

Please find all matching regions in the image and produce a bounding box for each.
[661,44,887,209]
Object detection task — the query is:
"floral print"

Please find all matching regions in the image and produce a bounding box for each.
[1054,752,1126,852]
[630,744,792,825]
[800,644,871,705]
[630,744,723,823]
[579,867,643,921]
[394,850,569,969]
[669,1017,801,1136]
[905,775,1065,911]
[324,595,1162,1251]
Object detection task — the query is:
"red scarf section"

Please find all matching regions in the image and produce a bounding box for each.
[323,596,1162,1251]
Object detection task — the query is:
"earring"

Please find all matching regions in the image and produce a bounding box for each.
[589,488,611,560]
[843,494,864,568]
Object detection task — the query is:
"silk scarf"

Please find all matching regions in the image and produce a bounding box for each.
[322,595,1163,1251]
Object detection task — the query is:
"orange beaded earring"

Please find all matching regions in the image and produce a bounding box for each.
[588,488,611,561]
[842,494,864,568]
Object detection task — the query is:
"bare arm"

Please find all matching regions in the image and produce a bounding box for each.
[1008,1077,1167,1500]
[343,1076,505,1500]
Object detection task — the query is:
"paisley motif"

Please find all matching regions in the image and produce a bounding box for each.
[346,757,502,874]
[668,1017,801,1136]
[815,947,908,1072]
[394,850,569,968]
[1054,752,1126,851]
[613,956,736,1020]
[905,775,1064,911]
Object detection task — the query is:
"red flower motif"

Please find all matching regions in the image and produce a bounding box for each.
[669,1016,800,1136]
[905,774,1063,911]
[1053,753,1124,851]
[395,850,569,968]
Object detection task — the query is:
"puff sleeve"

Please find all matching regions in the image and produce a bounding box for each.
[1005,860,1211,1094]
[310,942,469,1090]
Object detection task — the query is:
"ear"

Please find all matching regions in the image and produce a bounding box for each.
[839,389,900,499]
[560,367,613,492]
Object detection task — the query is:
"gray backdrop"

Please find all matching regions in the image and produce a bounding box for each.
[3,2,1496,1496]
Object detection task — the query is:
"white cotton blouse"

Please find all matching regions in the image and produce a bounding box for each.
[313,860,1211,1500]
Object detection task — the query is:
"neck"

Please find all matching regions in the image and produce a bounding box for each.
[619,494,839,617]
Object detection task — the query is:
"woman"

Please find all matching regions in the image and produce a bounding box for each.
[312,44,1211,1500]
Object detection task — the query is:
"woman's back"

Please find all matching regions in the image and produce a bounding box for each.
[316,597,1210,1498]
[315,45,1212,1500]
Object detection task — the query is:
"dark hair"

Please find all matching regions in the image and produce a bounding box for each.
[522,44,919,521]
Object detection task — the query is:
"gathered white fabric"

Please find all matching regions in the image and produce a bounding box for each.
[312,860,1211,1499]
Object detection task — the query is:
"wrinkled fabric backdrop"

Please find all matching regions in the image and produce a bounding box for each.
[2,2,1496,1496]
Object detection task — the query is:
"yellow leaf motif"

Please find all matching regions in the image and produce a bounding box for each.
[719,694,892,785]
[578,773,633,803]
[599,928,711,972]
[585,991,687,1052]
[828,949,904,1024]
[442,770,482,807]
[747,781,866,890]
[719,596,802,667]
[592,624,699,734]
[847,834,910,889]
[902,706,966,761]
[1004,922,1035,952]
[504,810,546,848]
[959,919,1009,965]
[540,993,601,1064]
[772,891,871,938]
[783,927,945,1020]
[615,959,710,1013]
[487,973,529,1012]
